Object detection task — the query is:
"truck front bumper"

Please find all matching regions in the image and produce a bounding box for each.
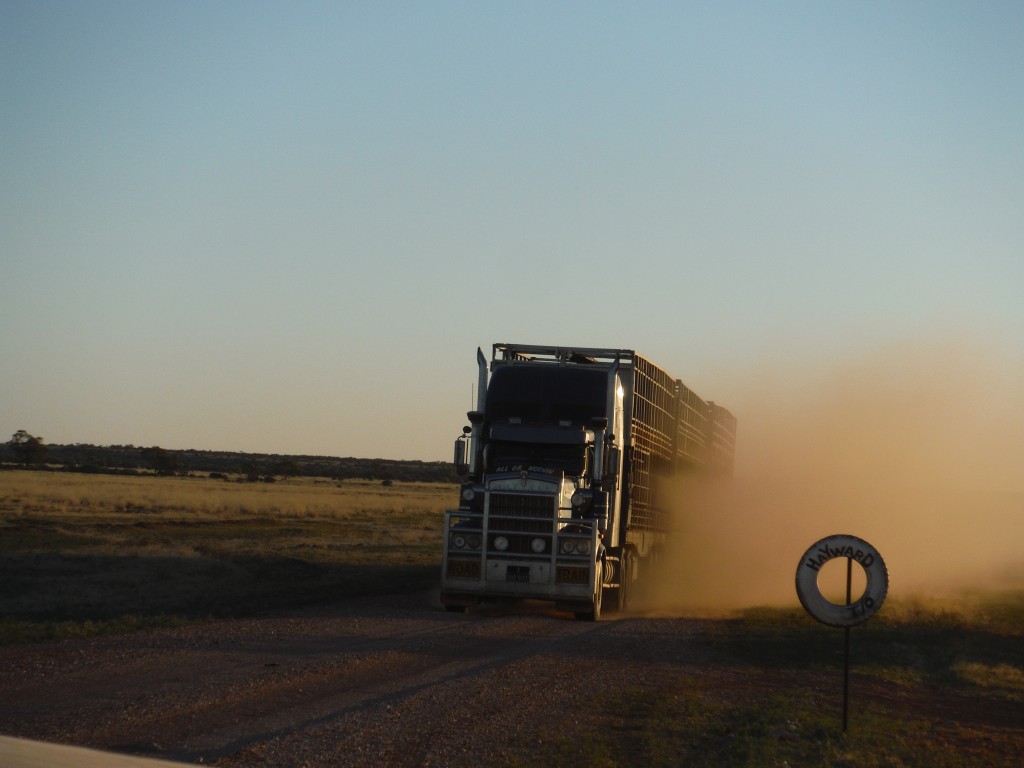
[441,510,598,606]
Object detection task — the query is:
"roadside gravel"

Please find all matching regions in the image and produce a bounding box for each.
[3,592,1023,766]
[0,592,710,767]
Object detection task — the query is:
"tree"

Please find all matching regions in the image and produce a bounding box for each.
[140,446,180,476]
[242,460,262,483]
[271,460,301,479]
[8,430,48,465]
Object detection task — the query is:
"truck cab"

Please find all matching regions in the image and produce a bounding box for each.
[441,343,733,620]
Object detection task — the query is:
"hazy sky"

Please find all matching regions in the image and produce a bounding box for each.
[3,1,1023,468]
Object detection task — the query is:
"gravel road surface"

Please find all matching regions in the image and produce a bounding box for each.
[4,591,1022,767]
[0,592,716,767]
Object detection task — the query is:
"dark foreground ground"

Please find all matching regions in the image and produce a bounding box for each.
[2,591,1023,767]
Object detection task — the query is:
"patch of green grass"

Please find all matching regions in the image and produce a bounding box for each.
[0,613,196,645]
[0,551,441,644]
[516,599,1024,768]
[522,682,1019,768]
[0,517,100,551]
[701,600,1024,691]
[952,661,1024,698]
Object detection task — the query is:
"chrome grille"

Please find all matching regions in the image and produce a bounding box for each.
[487,493,556,556]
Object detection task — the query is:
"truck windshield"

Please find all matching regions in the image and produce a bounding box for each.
[485,441,590,477]
[485,366,607,424]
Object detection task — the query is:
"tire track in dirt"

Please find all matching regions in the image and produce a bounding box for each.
[172,616,611,764]
[0,594,618,766]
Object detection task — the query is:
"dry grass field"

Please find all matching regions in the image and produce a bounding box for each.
[0,469,455,643]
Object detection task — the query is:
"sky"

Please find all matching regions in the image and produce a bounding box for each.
[3,1,1023,477]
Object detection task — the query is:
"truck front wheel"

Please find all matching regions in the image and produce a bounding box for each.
[605,550,634,614]
[574,572,603,621]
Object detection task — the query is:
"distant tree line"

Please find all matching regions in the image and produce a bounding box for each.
[7,430,48,465]
[1,431,459,483]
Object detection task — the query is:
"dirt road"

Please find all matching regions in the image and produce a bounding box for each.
[3,592,1022,767]
[0,592,716,767]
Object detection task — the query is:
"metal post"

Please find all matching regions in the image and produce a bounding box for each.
[842,556,852,733]
[796,536,888,738]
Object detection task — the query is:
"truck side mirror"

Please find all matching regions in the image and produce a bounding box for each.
[602,443,620,487]
[453,430,471,476]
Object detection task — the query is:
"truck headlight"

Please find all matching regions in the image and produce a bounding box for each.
[531,537,546,553]
[453,534,467,549]
[461,487,476,502]
[560,538,575,554]
[467,534,481,549]
[493,535,509,552]
[575,540,591,555]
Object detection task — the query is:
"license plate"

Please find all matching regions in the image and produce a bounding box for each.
[506,566,530,583]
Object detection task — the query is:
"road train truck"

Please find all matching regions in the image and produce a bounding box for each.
[440,343,736,620]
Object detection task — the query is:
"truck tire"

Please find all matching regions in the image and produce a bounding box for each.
[603,555,623,615]
[620,548,635,612]
[575,571,603,621]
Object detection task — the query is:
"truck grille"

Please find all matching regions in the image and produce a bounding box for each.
[487,493,556,556]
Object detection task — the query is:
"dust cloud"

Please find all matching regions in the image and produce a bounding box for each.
[640,338,1024,616]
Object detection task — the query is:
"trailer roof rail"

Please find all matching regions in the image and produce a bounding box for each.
[493,343,638,366]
